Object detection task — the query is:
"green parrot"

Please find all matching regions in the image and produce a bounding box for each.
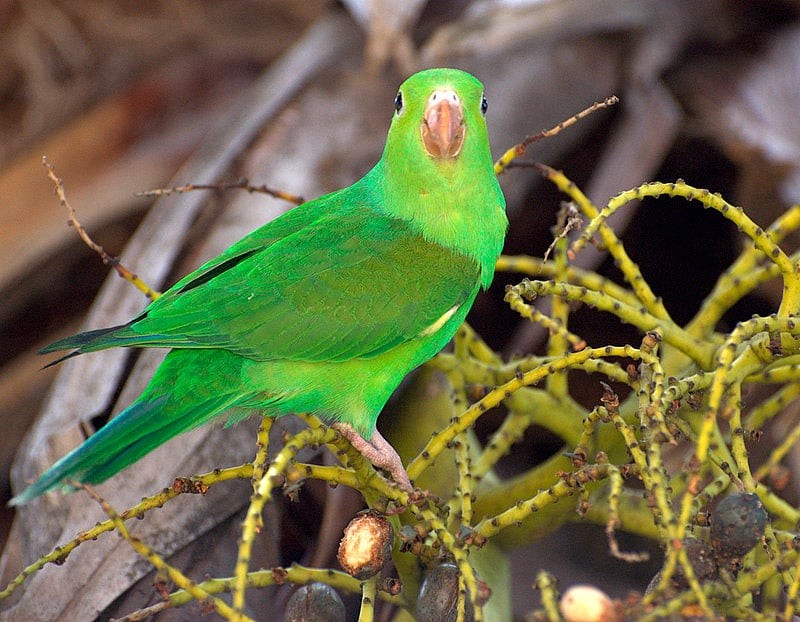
[11,67,507,505]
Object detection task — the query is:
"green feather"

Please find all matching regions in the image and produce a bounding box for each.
[12,67,507,504]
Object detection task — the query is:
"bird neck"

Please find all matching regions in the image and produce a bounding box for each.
[366,153,507,289]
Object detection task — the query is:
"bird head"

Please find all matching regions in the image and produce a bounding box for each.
[372,67,507,274]
[383,68,492,169]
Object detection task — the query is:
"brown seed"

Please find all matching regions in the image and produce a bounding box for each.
[337,510,393,580]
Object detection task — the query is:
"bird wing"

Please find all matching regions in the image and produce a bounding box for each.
[117,201,481,362]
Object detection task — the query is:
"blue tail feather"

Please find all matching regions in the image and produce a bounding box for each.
[39,325,130,354]
[9,391,241,505]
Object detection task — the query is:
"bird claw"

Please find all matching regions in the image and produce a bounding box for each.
[332,422,413,493]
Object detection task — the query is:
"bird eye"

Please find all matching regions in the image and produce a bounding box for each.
[480,94,488,116]
[394,91,404,115]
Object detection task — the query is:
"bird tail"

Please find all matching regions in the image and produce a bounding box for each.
[39,322,171,368]
[40,325,128,354]
[11,351,247,505]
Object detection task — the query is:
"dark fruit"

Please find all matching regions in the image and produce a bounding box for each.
[646,537,719,597]
[678,537,718,586]
[417,562,475,622]
[710,493,767,559]
[284,583,345,622]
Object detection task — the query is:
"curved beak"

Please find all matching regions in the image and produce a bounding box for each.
[421,89,465,159]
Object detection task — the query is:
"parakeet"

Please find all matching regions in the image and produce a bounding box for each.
[11,67,507,505]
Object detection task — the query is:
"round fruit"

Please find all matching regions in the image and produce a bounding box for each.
[710,493,767,559]
[417,562,474,622]
[337,510,394,580]
[284,583,345,622]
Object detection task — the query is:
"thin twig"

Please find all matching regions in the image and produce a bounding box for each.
[75,482,251,621]
[43,156,161,300]
[542,201,583,262]
[136,178,304,205]
[494,96,619,174]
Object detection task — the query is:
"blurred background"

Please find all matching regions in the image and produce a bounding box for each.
[1,1,800,620]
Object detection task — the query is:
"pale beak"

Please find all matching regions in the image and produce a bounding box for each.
[421,89,465,159]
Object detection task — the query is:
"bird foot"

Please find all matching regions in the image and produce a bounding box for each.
[332,422,412,493]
